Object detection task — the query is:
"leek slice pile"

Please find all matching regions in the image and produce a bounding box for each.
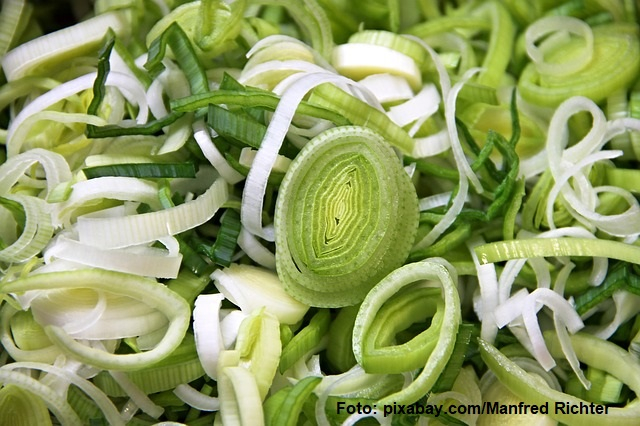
[2,0,640,425]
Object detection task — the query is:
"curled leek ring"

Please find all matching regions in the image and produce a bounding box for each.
[353,260,461,405]
[275,125,419,308]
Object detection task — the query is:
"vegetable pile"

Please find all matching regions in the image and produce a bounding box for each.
[1,0,640,425]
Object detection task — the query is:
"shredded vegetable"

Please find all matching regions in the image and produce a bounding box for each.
[2,1,640,425]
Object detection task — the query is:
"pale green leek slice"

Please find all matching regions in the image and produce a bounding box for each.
[0,269,190,371]
[0,384,52,426]
[2,11,130,81]
[275,126,419,307]
[353,259,461,406]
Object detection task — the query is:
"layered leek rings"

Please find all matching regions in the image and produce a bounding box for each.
[275,126,419,307]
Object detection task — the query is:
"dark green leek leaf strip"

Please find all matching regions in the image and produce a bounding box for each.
[271,376,321,426]
[83,162,197,179]
[456,117,504,184]
[145,22,208,95]
[86,111,185,138]
[503,177,525,241]
[208,104,266,149]
[210,208,241,267]
[87,32,116,117]
[574,262,634,315]
[218,72,264,121]
[171,90,350,126]
[177,236,215,278]
[279,309,331,373]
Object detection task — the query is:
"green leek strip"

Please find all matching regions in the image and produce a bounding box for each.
[359,286,443,373]
[475,237,640,266]
[171,89,350,126]
[83,162,197,179]
[430,323,478,393]
[86,31,115,118]
[208,104,267,149]
[326,304,359,372]
[177,237,215,277]
[269,376,321,426]
[469,1,515,88]
[353,260,461,406]
[307,83,415,155]
[479,331,640,426]
[86,112,185,138]
[518,23,640,107]
[275,126,419,307]
[264,387,292,426]
[0,269,190,371]
[279,309,330,373]
[1,11,130,81]
[574,262,639,315]
[145,22,209,95]
[76,177,228,249]
[205,208,241,267]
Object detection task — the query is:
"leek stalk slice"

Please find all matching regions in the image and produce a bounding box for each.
[0,384,52,426]
[76,177,228,249]
[1,11,130,81]
[353,260,461,405]
[0,269,190,371]
[275,126,419,307]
